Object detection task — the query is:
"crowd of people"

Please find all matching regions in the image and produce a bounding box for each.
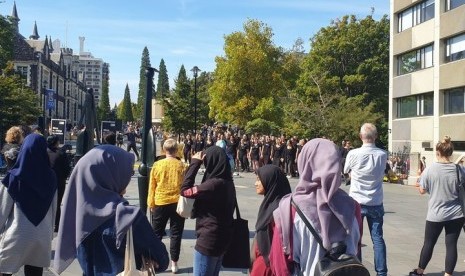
[2,121,465,276]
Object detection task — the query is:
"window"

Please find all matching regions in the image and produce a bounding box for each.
[396,93,434,118]
[16,66,28,78]
[398,45,434,75]
[444,87,465,114]
[398,0,435,32]
[446,33,465,62]
[446,0,465,10]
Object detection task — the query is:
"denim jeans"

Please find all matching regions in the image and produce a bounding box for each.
[193,249,223,276]
[361,204,387,276]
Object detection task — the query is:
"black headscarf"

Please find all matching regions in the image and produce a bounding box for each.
[201,146,232,182]
[255,164,291,265]
[2,133,57,226]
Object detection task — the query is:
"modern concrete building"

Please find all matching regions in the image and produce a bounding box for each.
[389,0,465,183]
[77,36,104,104]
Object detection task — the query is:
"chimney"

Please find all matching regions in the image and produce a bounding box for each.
[79,36,85,54]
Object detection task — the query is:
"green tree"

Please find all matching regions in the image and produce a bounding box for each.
[162,65,191,135]
[194,71,213,127]
[156,59,169,99]
[120,84,134,123]
[285,14,389,144]
[97,75,111,121]
[0,15,14,70]
[209,19,284,127]
[0,63,41,140]
[135,47,152,120]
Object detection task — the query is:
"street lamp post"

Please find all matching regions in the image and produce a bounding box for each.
[42,80,48,132]
[138,67,159,216]
[191,66,201,135]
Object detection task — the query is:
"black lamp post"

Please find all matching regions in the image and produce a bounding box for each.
[191,66,201,135]
[42,80,48,132]
[138,67,158,215]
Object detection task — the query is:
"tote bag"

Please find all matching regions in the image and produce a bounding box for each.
[117,226,151,276]
[222,199,251,269]
[176,196,195,218]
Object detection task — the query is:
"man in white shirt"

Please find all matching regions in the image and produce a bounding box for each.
[344,123,388,276]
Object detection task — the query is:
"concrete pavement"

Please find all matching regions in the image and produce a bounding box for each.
[17,165,465,275]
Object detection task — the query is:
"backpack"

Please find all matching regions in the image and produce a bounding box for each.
[291,198,370,276]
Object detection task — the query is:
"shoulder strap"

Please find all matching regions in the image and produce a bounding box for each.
[456,165,463,187]
[234,198,241,219]
[290,197,326,252]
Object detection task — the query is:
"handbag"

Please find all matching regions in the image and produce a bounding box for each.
[455,165,465,213]
[291,198,370,276]
[117,226,152,276]
[221,198,251,269]
[176,195,195,218]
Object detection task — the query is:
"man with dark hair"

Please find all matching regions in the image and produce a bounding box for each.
[124,126,140,161]
[103,132,116,145]
[47,135,71,232]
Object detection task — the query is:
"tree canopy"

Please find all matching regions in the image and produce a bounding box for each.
[0,15,14,70]
[98,74,111,122]
[156,59,169,99]
[118,84,134,123]
[135,47,152,120]
[0,63,40,139]
[209,19,284,128]
[162,65,192,135]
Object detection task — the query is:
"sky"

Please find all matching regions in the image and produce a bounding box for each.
[3,0,390,107]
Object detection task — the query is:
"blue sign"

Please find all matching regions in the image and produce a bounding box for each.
[46,89,55,110]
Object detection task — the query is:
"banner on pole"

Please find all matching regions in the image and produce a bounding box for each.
[46,89,55,110]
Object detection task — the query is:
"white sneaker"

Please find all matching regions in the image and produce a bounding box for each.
[286,175,291,178]
[171,262,179,274]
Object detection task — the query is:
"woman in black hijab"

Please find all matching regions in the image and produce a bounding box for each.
[180,146,237,276]
[250,165,291,276]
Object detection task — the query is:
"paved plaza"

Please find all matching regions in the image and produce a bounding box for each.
[13,165,465,276]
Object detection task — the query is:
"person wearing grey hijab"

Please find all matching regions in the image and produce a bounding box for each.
[52,145,169,275]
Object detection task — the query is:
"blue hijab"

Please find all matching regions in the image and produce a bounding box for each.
[2,133,57,226]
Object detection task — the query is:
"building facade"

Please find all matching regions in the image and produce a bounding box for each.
[8,3,106,129]
[389,0,465,183]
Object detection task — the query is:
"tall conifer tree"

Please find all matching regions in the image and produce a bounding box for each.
[156,59,169,99]
[136,47,152,120]
[120,84,134,123]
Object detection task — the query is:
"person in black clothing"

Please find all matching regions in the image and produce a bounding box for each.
[260,136,272,166]
[238,137,250,172]
[193,133,205,154]
[204,134,214,150]
[116,131,124,147]
[47,135,72,232]
[124,126,140,161]
[103,132,116,145]
[284,140,297,178]
[272,137,285,170]
[249,137,261,173]
[183,134,193,164]
[227,135,239,173]
[180,146,236,276]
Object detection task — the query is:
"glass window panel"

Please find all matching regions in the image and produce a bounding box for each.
[445,88,465,114]
[448,33,465,61]
[423,93,434,115]
[399,8,413,32]
[398,96,418,118]
[424,45,433,67]
[423,0,435,22]
[450,0,465,10]
[399,51,419,74]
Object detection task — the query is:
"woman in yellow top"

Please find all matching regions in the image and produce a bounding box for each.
[148,138,186,273]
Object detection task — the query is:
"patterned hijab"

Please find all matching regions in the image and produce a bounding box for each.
[2,133,57,226]
[255,165,291,265]
[274,138,355,250]
[53,145,137,274]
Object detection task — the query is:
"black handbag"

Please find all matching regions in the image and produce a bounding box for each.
[291,198,370,276]
[221,199,251,269]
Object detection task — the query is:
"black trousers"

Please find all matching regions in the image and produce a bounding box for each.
[126,143,139,159]
[151,203,185,262]
[3,265,43,276]
[419,217,465,274]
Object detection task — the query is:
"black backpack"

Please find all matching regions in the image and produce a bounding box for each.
[291,198,370,276]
